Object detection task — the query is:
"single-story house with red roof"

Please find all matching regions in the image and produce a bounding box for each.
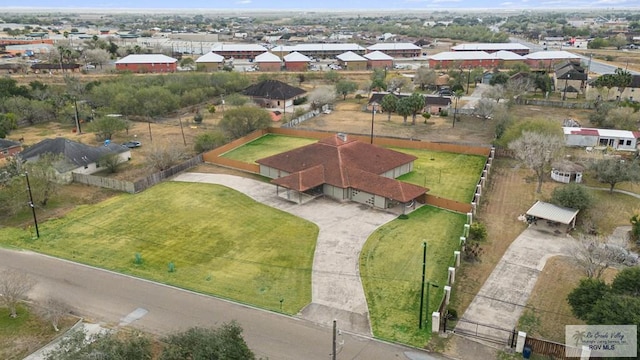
[563,127,640,151]
[256,133,427,210]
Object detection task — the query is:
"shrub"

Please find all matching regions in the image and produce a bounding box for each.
[550,183,592,211]
[468,222,487,242]
[194,131,226,153]
[193,112,203,124]
[440,110,448,117]
[293,96,307,105]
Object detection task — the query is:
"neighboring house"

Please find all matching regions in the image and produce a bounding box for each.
[18,138,131,183]
[554,62,588,94]
[364,51,394,70]
[254,51,282,71]
[195,52,225,71]
[367,92,407,112]
[283,51,310,71]
[563,127,640,151]
[586,74,640,102]
[115,54,177,73]
[256,133,426,211]
[424,95,452,114]
[242,80,306,110]
[336,51,368,71]
[0,139,22,159]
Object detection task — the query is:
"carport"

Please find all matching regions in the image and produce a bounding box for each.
[525,200,579,229]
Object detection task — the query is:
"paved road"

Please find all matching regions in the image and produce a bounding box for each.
[1,248,446,360]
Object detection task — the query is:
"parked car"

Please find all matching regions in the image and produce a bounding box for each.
[122,141,142,148]
[439,89,453,96]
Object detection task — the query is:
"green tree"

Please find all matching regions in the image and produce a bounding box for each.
[380,94,398,121]
[468,222,487,242]
[194,131,226,153]
[98,152,125,174]
[396,97,413,125]
[587,37,608,49]
[489,72,509,85]
[567,278,609,320]
[550,183,592,210]
[586,292,640,325]
[160,322,254,360]
[219,106,271,139]
[590,158,640,193]
[370,68,387,91]
[324,70,341,83]
[611,266,640,296]
[0,113,17,138]
[407,92,425,125]
[631,214,640,243]
[44,328,152,360]
[88,116,128,141]
[533,73,553,95]
[614,67,633,102]
[335,80,358,100]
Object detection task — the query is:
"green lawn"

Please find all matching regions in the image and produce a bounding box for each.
[360,206,466,346]
[0,182,318,314]
[221,134,317,164]
[394,148,486,203]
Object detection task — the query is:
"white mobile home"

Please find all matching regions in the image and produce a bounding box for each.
[563,127,640,151]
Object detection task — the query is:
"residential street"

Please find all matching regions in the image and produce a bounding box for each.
[0,248,446,360]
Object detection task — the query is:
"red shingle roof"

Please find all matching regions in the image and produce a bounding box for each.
[257,134,426,202]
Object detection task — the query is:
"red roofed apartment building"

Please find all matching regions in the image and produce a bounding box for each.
[256,133,427,211]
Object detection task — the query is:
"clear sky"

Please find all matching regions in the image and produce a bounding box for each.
[8,0,640,10]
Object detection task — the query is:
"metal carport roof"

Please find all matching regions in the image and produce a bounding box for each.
[526,201,579,225]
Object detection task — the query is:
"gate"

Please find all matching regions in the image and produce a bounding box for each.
[449,318,517,348]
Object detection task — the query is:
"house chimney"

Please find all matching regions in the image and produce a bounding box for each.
[337,133,347,142]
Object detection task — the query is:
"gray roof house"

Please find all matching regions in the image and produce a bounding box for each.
[19,138,131,183]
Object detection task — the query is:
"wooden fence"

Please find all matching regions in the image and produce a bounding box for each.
[72,155,203,194]
[525,336,583,359]
[424,194,472,214]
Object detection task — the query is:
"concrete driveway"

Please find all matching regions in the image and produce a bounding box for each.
[456,226,576,344]
[172,173,396,335]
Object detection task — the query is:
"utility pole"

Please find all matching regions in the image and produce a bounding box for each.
[179,115,186,146]
[370,104,376,144]
[419,241,426,329]
[148,121,153,142]
[24,172,39,238]
[73,97,82,134]
[332,319,337,360]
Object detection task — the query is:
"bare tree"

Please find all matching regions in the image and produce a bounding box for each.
[307,86,336,109]
[505,77,532,100]
[572,235,636,279]
[146,145,187,171]
[482,84,505,103]
[0,269,36,318]
[508,131,564,193]
[474,98,499,120]
[39,298,69,331]
[84,48,111,70]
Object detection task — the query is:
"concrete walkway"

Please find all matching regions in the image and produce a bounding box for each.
[455,227,576,345]
[172,173,396,335]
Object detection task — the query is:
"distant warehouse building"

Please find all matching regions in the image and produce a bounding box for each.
[195,52,225,71]
[255,52,282,71]
[451,43,530,55]
[115,54,177,73]
[428,50,524,69]
[271,43,366,59]
[523,50,582,69]
[366,43,422,58]
[211,43,268,60]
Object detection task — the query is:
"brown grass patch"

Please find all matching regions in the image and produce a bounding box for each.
[523,256,618,342]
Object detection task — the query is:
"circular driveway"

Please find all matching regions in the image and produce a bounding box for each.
[172,173,397,335]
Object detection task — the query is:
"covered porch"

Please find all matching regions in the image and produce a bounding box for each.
[525,201,579,235]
